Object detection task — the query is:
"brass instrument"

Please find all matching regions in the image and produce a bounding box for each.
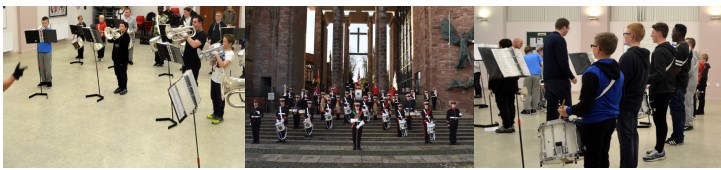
[222,74,245,108]
[165,26,196,42]
[149,36,162,52]
[199,43,224,61]
[104,27,121,40]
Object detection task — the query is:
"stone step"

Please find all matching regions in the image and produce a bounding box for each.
[244,139,474,146]
[245,127,474,132]
[245,143,473,151]
[246,131,473,137]
[245,154,474,168]
[245,135,474,141]
[245,148,472,156]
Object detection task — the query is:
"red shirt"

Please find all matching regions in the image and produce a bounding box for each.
[97,21,107,38]
[389,88,396,96]
[373,86,379,96]
[699,61,705,82]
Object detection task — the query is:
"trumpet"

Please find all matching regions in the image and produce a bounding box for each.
[165,26,196,41]
[222,74,245,108]
[199,43,224,61]
[104,27,121,40]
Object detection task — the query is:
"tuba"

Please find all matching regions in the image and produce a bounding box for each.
[149,36,163,53]
[223,74,245,108]
[199,43,224,61]
[165,26,196,42]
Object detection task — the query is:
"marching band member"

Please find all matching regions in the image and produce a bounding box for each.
[182,16,207,83]
[405,94,415,130]
[396,103,406,137]
[250,100,263,144]
[276,98,289,143]
[330,87,339,120]
[325,94,334,129]
[421,102,434,144]
[37,17,54,88]
[343,91,352,123]
[362,95,371,122]
[352,102,366,150]
[424,91,431,104]
[431,88,439,110]
[206,34,236,124]
[108,21,131,95]
[381,99,391,130]
[304,100,315,137]
[293,95,302,129]
[446,101,461,145]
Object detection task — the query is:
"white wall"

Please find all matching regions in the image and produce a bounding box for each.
[3,6,19,53]
[3,6,94,54]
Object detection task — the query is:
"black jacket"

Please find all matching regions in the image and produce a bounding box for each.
[208,21,227,44]
[543,31,575,81]
[488,77,519,94]
[673,42,691,87]
[698,63,711,89]
[108,32,130,64]
[619,46,650,112]
[648,42,676,95]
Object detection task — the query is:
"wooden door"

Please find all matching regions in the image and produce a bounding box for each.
[200,6,241,32]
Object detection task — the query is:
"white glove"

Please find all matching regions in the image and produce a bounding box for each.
[568,115,580,122]
[356,121,365,128]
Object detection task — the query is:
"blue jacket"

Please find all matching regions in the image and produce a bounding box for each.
[37,28,52,53]
[566,58,624,124]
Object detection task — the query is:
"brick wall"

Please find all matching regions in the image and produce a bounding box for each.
[412,6,474,115]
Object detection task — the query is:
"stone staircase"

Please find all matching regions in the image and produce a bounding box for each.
[245,110,474,168]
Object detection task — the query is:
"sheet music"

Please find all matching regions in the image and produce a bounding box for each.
[512,48,532,76]
[169,86,187,120]
[491,48,521,77]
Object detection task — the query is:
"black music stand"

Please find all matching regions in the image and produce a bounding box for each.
[157,71,201,168]
[69,25,84,65]
[156,43,185,129]
[25,29,57,99]
[82,27,105,102]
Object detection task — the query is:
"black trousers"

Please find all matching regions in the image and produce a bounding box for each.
[616,110,639,168]
[326,119,333,129]
[432,97,437,110]
[423,122,431,143]
[650,93,672,152]
[352,126,363,149]
[696,84,706,114]
[113,63,128,89]
[495,91,516,128]
[293,113,301,129]
[474,72,482,96]
[396,119,402,137]
[154,52,164,65]
[449,121,458,145]
[97,37,106,59]
[77,46,84,59]
[251,118,261,143]
[545,79,572,121]
[407,117,413,130]
[581,118,616,168]
[211,81,224,119]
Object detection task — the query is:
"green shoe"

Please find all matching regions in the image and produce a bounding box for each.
[207,114,215,119]
[212,119,223,124]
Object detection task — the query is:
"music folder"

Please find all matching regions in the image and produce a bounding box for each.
[477,47,531,80]
[569,52,595,75]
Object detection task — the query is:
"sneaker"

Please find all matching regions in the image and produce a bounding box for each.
[666,138,683,145]
[119,89,128,95]
[212,119,223,124]
[684,126,694,131]
[113,87,122,94]
[643,149,666,162]
[207,114,216,119]
[495,127,515,133]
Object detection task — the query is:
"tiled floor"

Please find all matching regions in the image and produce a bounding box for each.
[3,40,245,167]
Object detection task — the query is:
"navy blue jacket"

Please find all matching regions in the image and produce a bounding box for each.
[543,31,575,81]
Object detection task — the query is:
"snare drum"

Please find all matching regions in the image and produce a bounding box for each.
[538,119,583,165]
[382,113,390,122]
[350,118,359,123]
[304,119,313,129]
[290,109,298,115]
[427,122,436,134]
[299,109,306,115]
[344,107,352,115]
[409,111,421,118]
[275,122,286,132]
[399,119,407,130]
[324,113,332,121]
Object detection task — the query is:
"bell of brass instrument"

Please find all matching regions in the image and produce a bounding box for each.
[104,27,121,40]
[223,75,245,108]
[165,26,196,42]
[149,36,162,52]
[199,43,224,61]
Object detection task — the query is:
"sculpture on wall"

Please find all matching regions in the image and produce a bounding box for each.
[446,77,474,90]
[440,18,474,69]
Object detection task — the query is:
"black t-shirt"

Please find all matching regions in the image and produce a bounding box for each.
[183,30,207,69]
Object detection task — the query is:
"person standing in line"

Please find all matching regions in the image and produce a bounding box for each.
[684,37,699,131]
[643,22,676,162]
[617,23,650,168]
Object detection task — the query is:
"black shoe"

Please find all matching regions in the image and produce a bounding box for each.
[46,82,52,88]
[153,63,159,66]
[531,109,537,113]
[38,82,46,87]
[75,56,81,59]
[119,89,128,95]
[114,88,122,94]
[276,140,282,143]
[521,110,532,114]
[209,71,212,74]
[684,126,694,131]
[128,61,134,65]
